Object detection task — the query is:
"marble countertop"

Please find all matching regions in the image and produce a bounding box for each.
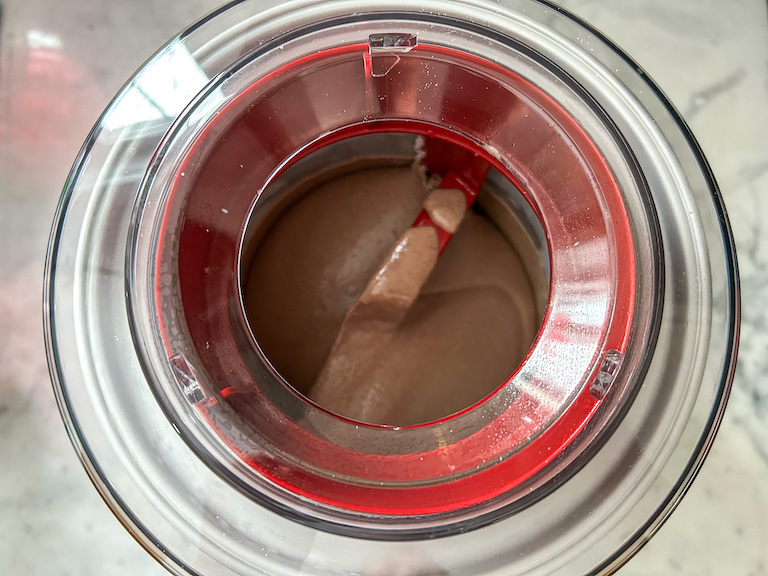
[1,0,766,574]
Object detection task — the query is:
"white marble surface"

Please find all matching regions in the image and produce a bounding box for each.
[0,0,766,574]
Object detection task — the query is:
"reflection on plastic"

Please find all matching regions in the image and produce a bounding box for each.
[104,42,209,130]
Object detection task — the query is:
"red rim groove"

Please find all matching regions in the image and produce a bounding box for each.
[155,42,636,515]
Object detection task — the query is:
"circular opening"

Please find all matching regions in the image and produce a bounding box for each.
[147,38,637,519]
[238,130,550,427]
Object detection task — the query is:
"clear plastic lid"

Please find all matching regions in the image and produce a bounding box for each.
[45,0,738,574]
